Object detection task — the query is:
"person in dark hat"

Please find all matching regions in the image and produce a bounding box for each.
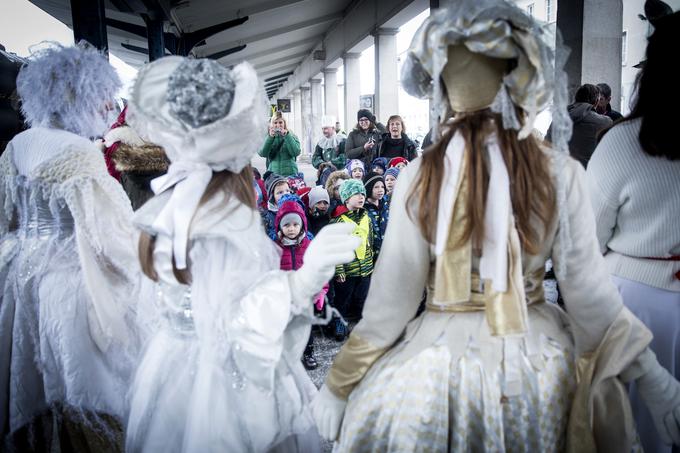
[345,109,385,167]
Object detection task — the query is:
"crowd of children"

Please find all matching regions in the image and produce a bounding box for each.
[255,141,410,367]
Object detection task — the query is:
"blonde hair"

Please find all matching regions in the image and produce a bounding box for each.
[270,111,288,130]
[407,110,555,255]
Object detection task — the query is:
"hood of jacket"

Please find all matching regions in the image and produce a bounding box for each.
[567,102,596,125]
[324,170,350,196]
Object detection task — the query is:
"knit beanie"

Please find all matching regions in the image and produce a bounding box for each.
[308,185,330,208]
[371,157,388,173]
[265,172,287,200]
[388,156,409,168]
[357,108,375,123]
[345,159,365,174]
[385,167,400,179]
[280,212,303,228]
[340,178,366,204]
[364,172,385,196]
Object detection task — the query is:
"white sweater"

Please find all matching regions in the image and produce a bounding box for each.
[586,118,680,291]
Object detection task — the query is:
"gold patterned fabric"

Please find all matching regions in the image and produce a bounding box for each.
[326,334,391,400]
[429,156,529,336]
[335,336,575,452]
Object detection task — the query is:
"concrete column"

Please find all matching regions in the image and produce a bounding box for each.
[373,28,399,124]
[310,78,323,157]
[292,89,302,139]
[343,52,361,133]
[300,86,312,158]
[558,0,623,109]
[323,68,339,122]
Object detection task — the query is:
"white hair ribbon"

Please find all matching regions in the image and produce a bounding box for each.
[435,132,511,293]
[150,161,213,269]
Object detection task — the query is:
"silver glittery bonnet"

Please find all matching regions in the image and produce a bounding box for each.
[401,0,574,278]
[127,56,266,173]
[127,57,267,269]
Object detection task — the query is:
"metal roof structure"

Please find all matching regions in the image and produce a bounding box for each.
[28,0,357,98]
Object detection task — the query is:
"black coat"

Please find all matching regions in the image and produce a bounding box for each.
[376,132,417,161]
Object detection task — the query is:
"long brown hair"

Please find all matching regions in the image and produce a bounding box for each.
[139,165,256,284]
[407,110,555,255]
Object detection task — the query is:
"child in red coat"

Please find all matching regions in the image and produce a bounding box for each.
[275,197,327,370]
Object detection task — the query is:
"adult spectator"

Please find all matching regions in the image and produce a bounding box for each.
[587,12,680,453]
[258,111,301,177]
[548,83,612,168]
[345,109,383,167]
[596,83,623,121]
[376,115,417,161]
[312,115,346,169]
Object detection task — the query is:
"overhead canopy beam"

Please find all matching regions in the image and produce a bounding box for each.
[254,50,310,71]
[106,15,249,56]
[205,35,322,64]
[264,71,294,83]
[273,0,428,100]
[213,13,341,52]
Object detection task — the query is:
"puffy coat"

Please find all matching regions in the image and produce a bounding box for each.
[275,199,310,271]
[258,132,301,177]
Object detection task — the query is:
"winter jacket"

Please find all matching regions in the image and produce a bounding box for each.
[255,178,267,210]
[307,210,330,237]
[330,206,373,278]
[312,136,346,169]
[258,132,301,177]
[345,127,383,166]
[557,102,612,168]
[366,199,389,260]
[376,132,418,161]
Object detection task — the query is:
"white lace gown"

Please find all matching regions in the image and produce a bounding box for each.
[0,128,144,445]
[126,192,321,453]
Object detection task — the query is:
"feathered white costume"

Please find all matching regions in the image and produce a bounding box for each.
[0,43,144,449]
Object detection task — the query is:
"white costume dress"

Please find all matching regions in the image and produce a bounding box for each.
[0,127,143,446]
[126,191,320,452]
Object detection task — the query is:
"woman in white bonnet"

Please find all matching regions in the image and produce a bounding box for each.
[311,0,680,451]
[125,56,358,452]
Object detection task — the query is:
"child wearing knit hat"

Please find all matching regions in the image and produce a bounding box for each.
[345,159,365,181]
[388,156,408,170]
[275,196,327,371]
[306,185,331,237]
[364,172,388,260]
[371,157,388,175]
[328,179,374,339]
[260,173,292,240]
[384,166,400,195]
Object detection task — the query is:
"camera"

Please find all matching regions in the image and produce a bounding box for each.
[274,127,283,136]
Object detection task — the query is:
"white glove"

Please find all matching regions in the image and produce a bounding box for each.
[634,350,680,445]
[290,223,359,303]
[311,385,347,441]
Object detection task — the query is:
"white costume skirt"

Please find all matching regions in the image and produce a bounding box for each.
[335,304,576,452]
[0,234,131,446]
[613,275,680,453]
[126,327,321,453]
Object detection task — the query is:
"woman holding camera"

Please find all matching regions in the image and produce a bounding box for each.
[259,111,301,177]
[345,109,384,168]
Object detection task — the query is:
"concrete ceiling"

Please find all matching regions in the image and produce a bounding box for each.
[28,0,354,97]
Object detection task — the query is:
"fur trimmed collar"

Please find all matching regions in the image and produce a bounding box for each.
[113,142,170,173]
